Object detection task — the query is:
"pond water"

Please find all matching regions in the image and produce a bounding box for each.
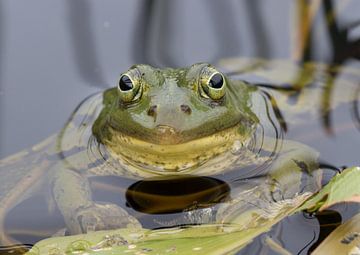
[0,1,359,254]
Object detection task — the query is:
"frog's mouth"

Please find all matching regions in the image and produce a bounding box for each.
[103,124,246,173]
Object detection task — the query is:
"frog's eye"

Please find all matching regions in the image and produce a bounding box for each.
[200,70,226,100]
[119,75,133,91]
[117,73,142,103]
[208,73,224,89]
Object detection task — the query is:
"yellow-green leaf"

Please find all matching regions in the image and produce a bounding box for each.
[299,167,360,212]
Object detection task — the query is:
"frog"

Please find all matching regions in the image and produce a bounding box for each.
[0,62,328,244]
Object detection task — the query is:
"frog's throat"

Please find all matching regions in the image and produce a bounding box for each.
[103,125,247,173]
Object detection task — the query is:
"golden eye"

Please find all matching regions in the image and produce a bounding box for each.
[200,69,226,100]
[117,72,142,103]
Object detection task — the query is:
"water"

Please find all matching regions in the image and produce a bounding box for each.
[0,1,359,254]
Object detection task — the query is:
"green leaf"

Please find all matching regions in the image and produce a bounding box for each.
[298,167,360,212]
[311,213,360,255]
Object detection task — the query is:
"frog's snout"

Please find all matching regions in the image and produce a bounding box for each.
[147,104,192,119]
[147,105,158,118]
[179,104,192,114]
[146,103,194,143]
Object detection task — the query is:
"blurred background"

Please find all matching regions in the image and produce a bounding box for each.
[1,0,359,158]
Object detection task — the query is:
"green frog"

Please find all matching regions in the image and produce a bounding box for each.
[0,62,328,243]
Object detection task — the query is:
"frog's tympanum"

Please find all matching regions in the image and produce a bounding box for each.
[0,63,323,243]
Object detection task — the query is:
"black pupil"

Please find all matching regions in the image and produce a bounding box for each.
[209,73,223,89]
[119,75,133,91]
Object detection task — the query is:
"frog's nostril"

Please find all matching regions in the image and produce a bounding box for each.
[180,104,191,114]
[147,105,157,117]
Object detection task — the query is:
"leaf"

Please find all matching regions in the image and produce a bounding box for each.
[311,213,360,255]
[298,167,360,212]
[24,225,256,255]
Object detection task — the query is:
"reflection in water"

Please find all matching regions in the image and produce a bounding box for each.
[0,1,5,157]
[319,0,360,134]
[131,0,157,66]
[319,65,337,134]
[242,1,271,58]
[353,85,360,132]
[132,0,176,67]
[4,196,64,246]
[65,0,106,87]
[205,0,241,60]
[307,210,342,253]
[321,0,360,64]
[260,90,288,132]
[133,0,242,67]
[126,176,230,214]
[220,58,360,138]
[293,0,360,133]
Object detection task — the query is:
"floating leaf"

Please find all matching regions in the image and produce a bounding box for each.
[312,213,360,255]
[299,167,360,212]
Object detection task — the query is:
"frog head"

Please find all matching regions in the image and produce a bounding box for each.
[93,64,259,173]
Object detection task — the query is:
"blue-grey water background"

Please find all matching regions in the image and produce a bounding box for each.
[0,0,359,254]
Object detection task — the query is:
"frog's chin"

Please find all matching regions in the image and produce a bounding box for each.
[103,125,247,173]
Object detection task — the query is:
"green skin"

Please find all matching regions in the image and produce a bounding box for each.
[0,63,322,239]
